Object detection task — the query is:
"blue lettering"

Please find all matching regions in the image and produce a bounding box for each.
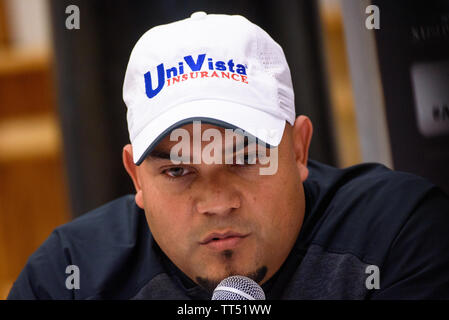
[208,58,214,70]
[184,54,206,71]
[144,63,165,99]
[144,55,246,99]
[227,59,235,72]
[166,66,177,79]
[236,64,246,75]
[215,61,226,71]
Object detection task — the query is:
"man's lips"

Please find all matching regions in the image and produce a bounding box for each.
[200,231,248,244]
[199,231,250,251]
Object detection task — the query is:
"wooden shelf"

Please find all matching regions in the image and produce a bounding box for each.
[0,0,69,299]
[0,113,62,163]
[0,46,55,118]
[0,46,51,75]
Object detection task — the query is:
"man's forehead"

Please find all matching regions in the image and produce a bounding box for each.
[154,123,247,151]
[144,121,282,171]
[174,123,227,135]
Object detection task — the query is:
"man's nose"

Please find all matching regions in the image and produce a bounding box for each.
[194,177,241,216]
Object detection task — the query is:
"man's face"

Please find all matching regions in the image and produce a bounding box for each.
[124,120,311,292]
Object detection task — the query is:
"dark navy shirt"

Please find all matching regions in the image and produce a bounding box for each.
[7,160,449,299]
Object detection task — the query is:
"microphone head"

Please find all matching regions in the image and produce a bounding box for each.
[212,275,266,300]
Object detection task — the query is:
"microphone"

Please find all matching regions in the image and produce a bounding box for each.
[212,275,266,300]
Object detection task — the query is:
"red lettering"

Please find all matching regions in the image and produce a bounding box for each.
[167,79,171,86]
[231,73,240,81]
[221,72,230,79]
[210,71,219,78]
[240,75,248,84]
[172,75,181,83]
[200,71,209,78]
[182,74,188,81]
[190,72,198,79]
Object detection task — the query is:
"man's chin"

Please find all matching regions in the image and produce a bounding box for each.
[194,265,268,294]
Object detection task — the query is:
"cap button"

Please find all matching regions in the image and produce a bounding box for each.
[190,11,207,20]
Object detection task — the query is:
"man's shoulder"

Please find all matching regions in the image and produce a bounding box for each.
[307,159,434,194]
[304,160,441,264]
[284,160,449,299]
[56,194,141,240]
[306,159,437,215]
[8,195,160,299]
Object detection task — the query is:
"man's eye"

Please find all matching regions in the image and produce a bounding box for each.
[163,167,190,178]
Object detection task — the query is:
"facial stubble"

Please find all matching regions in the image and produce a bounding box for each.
[195,249,268,294]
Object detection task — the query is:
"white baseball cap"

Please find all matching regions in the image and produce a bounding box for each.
[123,11,295,164]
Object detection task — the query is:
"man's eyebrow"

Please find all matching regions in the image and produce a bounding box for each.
[146,138,259,162]
[146,150,172,161]
[147,150,192,163]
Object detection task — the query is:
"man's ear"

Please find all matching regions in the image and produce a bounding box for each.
[292,115,313,182]
[122,144,144,209]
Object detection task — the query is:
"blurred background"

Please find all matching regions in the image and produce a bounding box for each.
[0,0,448,299]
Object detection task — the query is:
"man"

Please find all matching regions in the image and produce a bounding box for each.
[8,12,449,300]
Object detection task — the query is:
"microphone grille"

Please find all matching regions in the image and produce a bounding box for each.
[212,275,266,300]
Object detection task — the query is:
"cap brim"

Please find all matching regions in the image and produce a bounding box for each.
[132,99,286,164]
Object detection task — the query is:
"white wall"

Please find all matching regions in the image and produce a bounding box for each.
[4,0,51,49]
